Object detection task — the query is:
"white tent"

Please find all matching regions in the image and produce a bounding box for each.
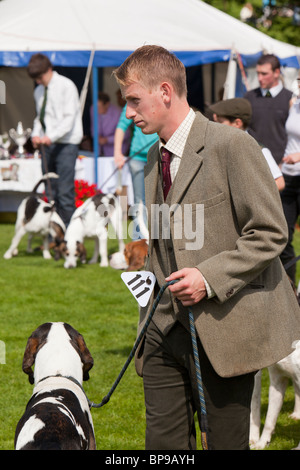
[0,0,299,68]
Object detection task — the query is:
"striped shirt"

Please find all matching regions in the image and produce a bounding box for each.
[159,108,196,181]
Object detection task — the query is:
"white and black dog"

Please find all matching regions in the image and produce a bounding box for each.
[55,193,125,269]
[15,322,96,450]
[250,340,300,450]
[4,173,65,260]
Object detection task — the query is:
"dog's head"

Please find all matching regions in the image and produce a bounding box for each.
[22,322,94,385]
[124,239,148,271]
[54,240,87,268]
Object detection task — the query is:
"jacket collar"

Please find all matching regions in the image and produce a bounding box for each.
[144,112,207,208]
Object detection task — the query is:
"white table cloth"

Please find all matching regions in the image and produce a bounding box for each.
[0,156,134,211]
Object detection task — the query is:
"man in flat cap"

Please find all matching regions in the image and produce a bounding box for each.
[210,98,285,191]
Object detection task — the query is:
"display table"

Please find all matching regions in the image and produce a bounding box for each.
[0,156,133,212]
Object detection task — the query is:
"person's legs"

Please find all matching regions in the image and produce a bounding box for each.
[55,143,78,226]
[128,158,147,240]
[143,321,255,450]
[41,144,58,203]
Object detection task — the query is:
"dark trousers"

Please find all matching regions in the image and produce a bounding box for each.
[280,174,300,283]
[41,143,78,227]
[143,321,255,450]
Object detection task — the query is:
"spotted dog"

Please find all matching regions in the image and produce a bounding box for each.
[3,173,65,260]
[15,322,96,450]
[55,193,125,268]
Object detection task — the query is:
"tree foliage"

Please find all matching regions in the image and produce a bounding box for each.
[203,0,300,46]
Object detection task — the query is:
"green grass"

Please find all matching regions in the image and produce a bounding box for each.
[0,223,145,450]
[1,223,300,450]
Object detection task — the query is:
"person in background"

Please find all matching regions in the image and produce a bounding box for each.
[209,97,285,191]
[27,53,83,227]
[279,74,300,282]
[113,44,300,450]
[114,104,158,239]
[244,54,293,165]
[90,91,130,156]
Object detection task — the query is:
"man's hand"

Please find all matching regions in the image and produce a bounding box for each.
[31,136,41,148]
[40,136,52,146]
[166,268,207,306]
[114,152,126,169]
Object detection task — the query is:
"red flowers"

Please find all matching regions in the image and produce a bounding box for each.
[74,180,100,207]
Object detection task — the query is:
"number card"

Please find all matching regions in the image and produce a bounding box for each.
[121,271,156,307]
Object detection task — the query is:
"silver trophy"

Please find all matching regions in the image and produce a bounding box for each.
[0,132,11,159]
[9,121,31,157]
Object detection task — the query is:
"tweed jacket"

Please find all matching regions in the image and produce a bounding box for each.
[136,112,300,378]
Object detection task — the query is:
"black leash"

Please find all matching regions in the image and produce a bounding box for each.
[284,255,300,272]
[88,279,210,450]
[99,139,157,192]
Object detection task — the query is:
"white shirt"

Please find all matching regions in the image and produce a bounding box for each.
[281,98,300,176]
[32,71,83,145]
[260,82,283,98]
[159,108,196,181]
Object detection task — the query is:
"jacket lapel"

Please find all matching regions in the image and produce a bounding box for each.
[170,113,207,205]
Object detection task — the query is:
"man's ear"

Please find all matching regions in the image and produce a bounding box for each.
[161,82,172,104]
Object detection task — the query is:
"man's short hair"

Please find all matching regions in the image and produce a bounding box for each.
[257,54,281,71]
[98,92,110,104]
[27,53,53,79]
[113,45,187,98]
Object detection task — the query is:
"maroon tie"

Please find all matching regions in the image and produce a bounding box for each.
[161,148,172,200]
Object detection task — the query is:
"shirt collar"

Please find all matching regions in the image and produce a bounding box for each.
[261,82,283,97]
[159,108,196,158]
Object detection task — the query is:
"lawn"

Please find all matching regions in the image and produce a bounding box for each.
[0,222,300,451]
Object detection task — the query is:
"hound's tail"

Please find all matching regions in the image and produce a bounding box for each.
[31,172,59,195]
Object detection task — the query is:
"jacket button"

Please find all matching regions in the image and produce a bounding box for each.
[226,289,234,298]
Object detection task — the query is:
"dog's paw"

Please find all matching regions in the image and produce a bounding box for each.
[43,251,52,260]
[100,260,109,267]
[290,411,300,420]
[251,438,270,450]
[3,251,13,259]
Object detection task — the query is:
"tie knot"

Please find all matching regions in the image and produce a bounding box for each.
[265,90,272,97]
[162,148,171,163]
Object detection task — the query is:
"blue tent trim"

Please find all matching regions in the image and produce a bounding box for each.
[0,49,299,68]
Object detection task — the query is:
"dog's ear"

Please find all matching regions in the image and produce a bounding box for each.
[64,323,94,381]
[54,240,66,261]
[76,241,87,264]
[22,323,52,384]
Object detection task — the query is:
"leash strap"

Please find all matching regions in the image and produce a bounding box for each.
[89,280,211,450]
[99,139,157,192]
[188,308,210,450]
[284,255,300,272]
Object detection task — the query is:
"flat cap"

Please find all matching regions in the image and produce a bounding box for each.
[209,98,252,122]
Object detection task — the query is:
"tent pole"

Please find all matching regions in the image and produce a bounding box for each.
[92,65,99,186]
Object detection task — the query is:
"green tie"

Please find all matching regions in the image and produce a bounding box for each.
[265,90,272,97]
[40,86,48,132]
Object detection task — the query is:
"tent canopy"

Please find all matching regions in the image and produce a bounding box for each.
[0,0,299,69]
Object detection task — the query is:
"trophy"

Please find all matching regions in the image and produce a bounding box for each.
[0,132,11,159]
[9,121,31,157]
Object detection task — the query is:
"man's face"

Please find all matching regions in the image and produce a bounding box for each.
[122,80,165,137]
[256,63,280,90]
[35,68,53,87]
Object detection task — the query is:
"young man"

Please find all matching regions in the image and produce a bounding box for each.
[209,97,285,192]
[113,45,300,450]
[244,54,292,164]
[27,53,83,226]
